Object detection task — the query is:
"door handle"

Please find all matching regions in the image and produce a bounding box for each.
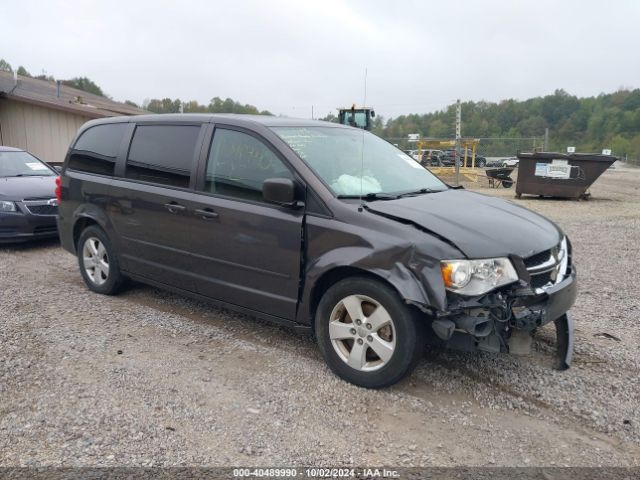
[164,202,186,214]
[194,208,219,219]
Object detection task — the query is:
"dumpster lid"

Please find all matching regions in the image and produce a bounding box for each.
[517,152,618,162]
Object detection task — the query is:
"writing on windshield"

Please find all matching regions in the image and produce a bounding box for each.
[272,127,446,196]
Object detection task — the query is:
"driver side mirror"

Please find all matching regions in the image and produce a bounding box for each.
[263,178,300,207]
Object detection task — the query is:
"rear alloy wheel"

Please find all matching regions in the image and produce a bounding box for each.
[77,225,125,295]
[82,237,110,286]
[315,277,425,388]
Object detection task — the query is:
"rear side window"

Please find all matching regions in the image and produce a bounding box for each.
[68,123,127,175]
[125,125,200,188]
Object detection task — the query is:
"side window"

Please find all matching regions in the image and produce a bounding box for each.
[203,128,292,202]
[125,125,200,188]
[68,123,127,175]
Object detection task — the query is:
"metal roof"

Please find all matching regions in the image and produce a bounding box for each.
[0,71,148,118]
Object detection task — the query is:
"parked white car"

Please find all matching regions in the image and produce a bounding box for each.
[501,157,519,167]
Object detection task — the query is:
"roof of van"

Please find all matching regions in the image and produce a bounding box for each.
[82,113,349,128]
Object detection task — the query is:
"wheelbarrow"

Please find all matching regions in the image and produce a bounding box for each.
[485,167,515,188]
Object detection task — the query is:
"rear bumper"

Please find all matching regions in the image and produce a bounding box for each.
[56,212,76,254]
[0,209,58,243]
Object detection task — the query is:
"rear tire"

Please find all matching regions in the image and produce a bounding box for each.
[315,277,425,388]
[77,225,125,295]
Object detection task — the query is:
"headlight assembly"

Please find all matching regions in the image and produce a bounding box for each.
[440,258,518,296]
[0,201,17,213]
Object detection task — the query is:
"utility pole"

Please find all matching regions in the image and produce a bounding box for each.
[544,128,549,151]
[455,99,461,186]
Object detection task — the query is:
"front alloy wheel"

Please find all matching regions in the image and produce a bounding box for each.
[329,294,396,372]
[315,277,425,388]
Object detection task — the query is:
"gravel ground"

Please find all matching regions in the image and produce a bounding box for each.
[1,166,639,468]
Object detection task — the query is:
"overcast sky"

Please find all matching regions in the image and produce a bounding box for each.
[2,0,639,119]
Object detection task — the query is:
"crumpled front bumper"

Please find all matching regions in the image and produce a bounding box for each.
[511,264,578,330]
[432,264,577,368]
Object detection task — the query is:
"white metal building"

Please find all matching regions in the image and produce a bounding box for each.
[0,71,146,164]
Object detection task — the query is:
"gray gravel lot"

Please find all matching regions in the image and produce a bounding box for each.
[1,166,639,467]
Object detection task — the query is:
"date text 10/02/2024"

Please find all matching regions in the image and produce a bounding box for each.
[232,468,400,478]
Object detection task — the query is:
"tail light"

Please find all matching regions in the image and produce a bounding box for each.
[55,176,62,203]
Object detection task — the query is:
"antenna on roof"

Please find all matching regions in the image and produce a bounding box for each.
[359,67,368,209]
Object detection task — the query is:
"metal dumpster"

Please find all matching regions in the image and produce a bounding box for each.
[515,152,617,199]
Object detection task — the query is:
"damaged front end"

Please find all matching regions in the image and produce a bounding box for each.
[431,237,577,369]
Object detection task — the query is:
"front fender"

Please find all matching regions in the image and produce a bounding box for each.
[296,217,452,325]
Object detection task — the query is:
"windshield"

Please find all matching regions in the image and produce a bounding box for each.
[0,151,55,177]
[271,127,447,196]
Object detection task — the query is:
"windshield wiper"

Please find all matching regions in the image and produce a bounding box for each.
[337,192,398,201]
[396,187,445,198]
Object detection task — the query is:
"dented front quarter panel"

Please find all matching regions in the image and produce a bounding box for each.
[296,205,463,325]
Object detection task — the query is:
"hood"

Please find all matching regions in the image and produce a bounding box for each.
[365,189,562,259]
[0,176,57,201]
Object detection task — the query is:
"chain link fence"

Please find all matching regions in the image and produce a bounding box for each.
[385,137,545,159]
[620,156,639,167]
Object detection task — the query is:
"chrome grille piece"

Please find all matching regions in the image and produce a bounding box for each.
[23,198,59,216]
[525,237,568,292]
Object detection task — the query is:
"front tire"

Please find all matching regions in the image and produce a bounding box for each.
[77,225,125,295]
[315,277,425,388]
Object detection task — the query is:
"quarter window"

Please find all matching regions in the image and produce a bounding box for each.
[126,125,200,188]
[69,123,127,175]
[203,129,292,202]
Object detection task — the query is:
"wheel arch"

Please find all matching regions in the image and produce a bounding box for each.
[308,266,414,333]
[72,216,101,250]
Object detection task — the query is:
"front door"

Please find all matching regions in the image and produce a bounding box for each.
[187,126,304,319]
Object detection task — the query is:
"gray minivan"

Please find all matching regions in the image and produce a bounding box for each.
[57,114,577,388]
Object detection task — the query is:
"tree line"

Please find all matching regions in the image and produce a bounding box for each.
[2,59,639,158]
[143,97,271,115]
[369,89,640,159]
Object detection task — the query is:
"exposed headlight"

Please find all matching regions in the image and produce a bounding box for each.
[0,201,17,212]
[440,258,519,296]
